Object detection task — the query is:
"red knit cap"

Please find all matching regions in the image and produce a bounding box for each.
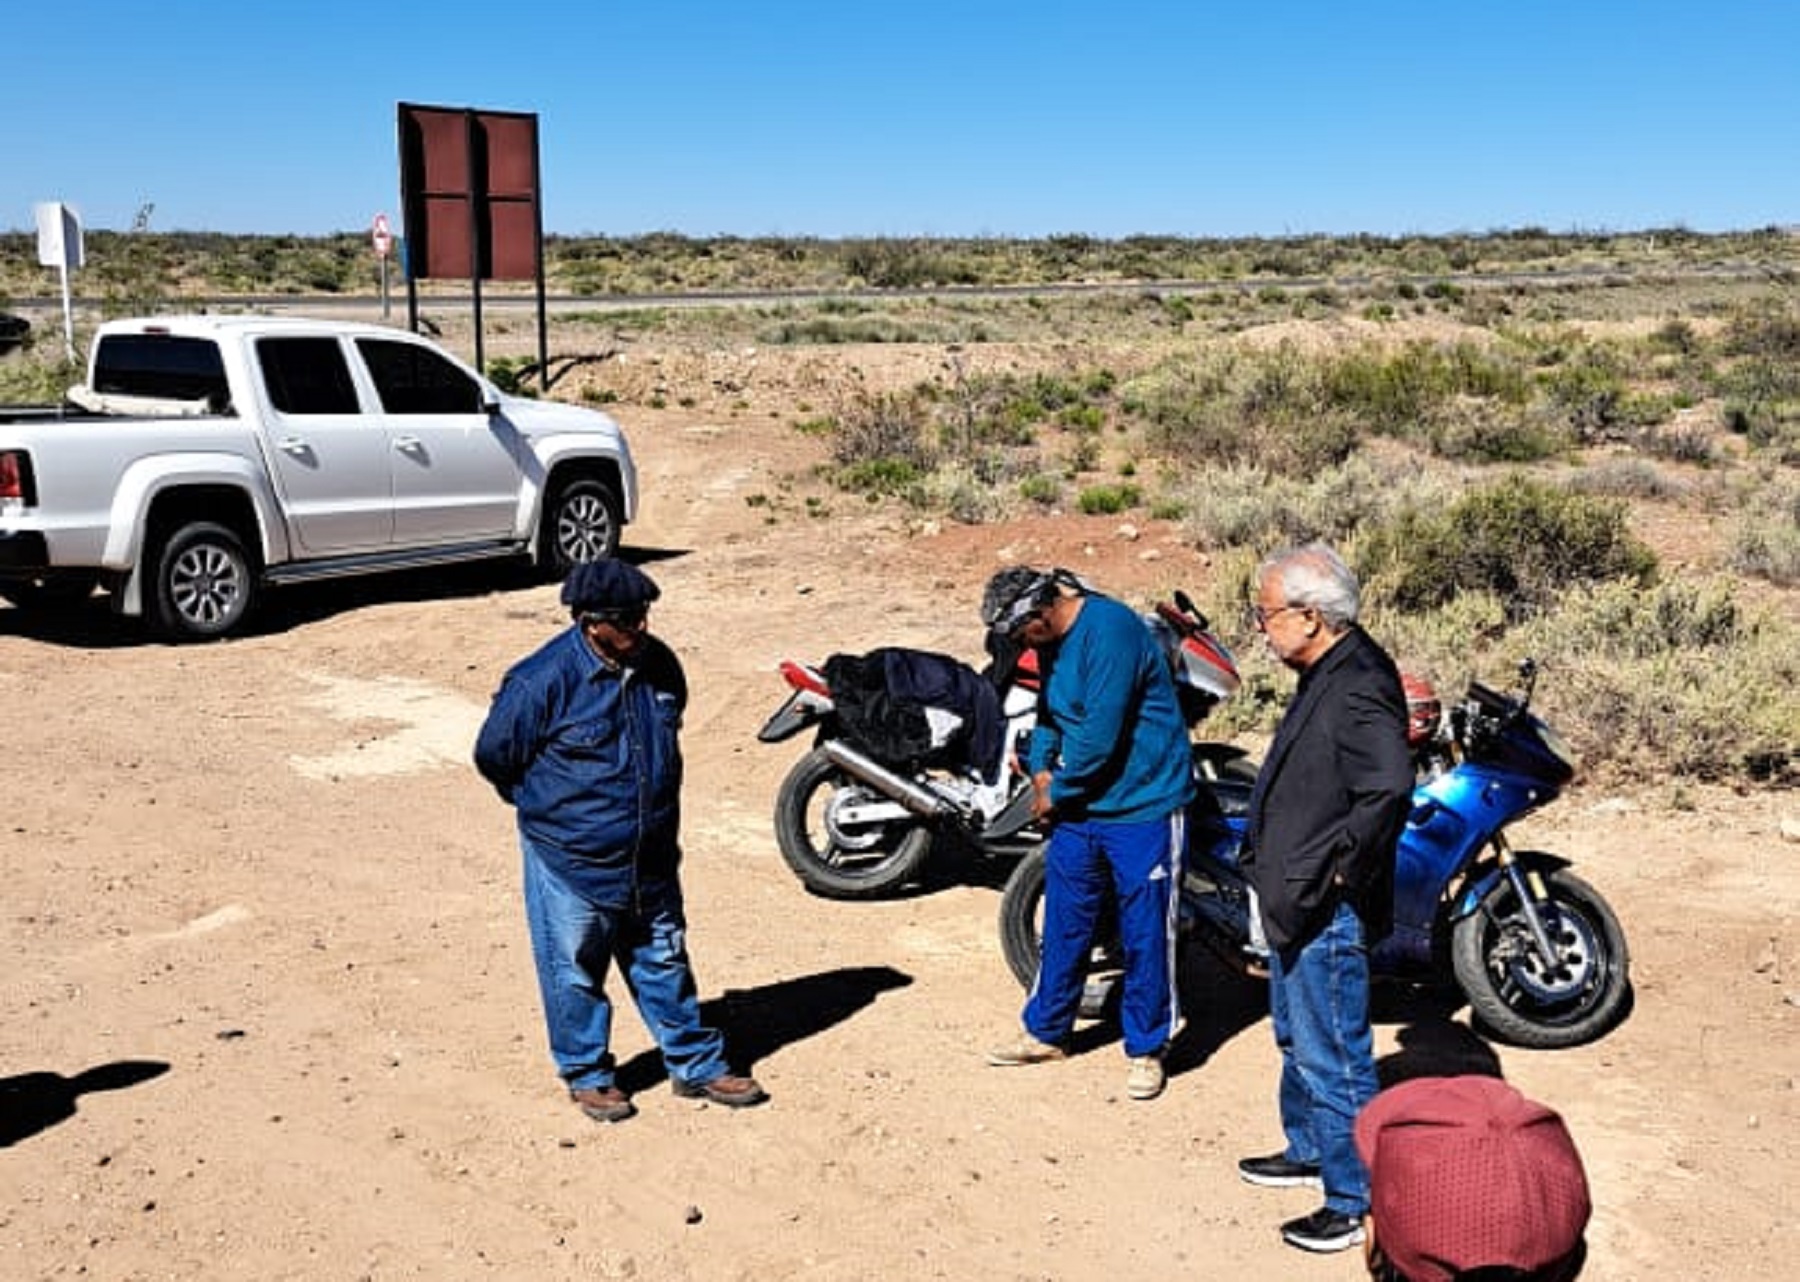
[1354,1075,1591,1282]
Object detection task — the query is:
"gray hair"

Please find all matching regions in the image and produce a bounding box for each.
[1258,542,1360,632]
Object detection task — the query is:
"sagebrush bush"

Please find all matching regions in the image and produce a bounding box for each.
[1358,474,1657,619]
[1506,580,1799,782]
[1727,473,1800,585]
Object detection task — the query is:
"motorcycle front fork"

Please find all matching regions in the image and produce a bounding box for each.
[1491,832,1564,967]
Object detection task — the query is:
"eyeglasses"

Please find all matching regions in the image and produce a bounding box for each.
[584,606,649,629]
[1248,602,1308,630]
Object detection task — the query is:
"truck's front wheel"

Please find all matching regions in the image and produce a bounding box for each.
[540,478,621,572]
[152,521,256,641]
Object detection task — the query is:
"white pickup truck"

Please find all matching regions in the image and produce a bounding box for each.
[0,315,637,640]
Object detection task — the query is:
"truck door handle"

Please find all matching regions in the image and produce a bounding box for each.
[392,435,423,452]
[278,437,312,455]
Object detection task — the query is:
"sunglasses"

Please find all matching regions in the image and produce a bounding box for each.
[584,606,649,629]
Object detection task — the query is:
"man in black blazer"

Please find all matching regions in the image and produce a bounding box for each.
[1236,544,1414,1255]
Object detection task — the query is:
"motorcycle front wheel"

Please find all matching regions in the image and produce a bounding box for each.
[996,847,1121,1022]
[773,747,935,899]
[1451,862,1631,1049]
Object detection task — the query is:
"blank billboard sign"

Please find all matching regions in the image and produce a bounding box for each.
[397,103,541,281]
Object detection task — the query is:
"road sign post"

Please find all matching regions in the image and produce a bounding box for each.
[372,212,394,319]
[34,201,84,361]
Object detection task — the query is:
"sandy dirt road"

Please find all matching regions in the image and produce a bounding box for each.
[2,365,1796,1281]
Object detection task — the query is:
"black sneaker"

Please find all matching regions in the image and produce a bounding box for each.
[1237,1152,1324,1189]
[1281,1206,1366,1253]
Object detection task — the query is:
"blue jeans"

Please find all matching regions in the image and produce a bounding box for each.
[1268,900,1378,1216]
[521,836,730,1092]
[1024,812,1184,1058]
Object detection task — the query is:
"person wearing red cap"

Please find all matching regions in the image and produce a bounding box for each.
[474,560,766,1122]
[1354,1075,1592,1281]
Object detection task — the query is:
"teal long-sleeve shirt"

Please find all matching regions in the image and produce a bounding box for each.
[1027,594,1195,822]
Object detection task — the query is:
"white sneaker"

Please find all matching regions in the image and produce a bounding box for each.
[987,1034,1067,1067]
[1126,1054,1166,1100]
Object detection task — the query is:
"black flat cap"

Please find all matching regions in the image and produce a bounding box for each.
[561,560,661,614]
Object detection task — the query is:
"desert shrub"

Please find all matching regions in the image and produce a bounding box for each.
[1716,355,1800,462]
[1127,345,1361,477]
[1018,473,1061,507]
[1322,340,1528,438]
[0,348,82,404]
[1426,400,1572,462]
[1726,474,1800,585]
[485,357,537,397]
[1176,465,1306,550]
[1172,454,1444,553]
[1076,483,1141,515]
[1507,580,1799,782]
[1536,343,1635,441]
[1719,301,1800,359]
[827,389,936,493]
[1648,318,1701,356]
[1568,457,1686,501]
[836,457,926,498]
[1358,474,1657,620]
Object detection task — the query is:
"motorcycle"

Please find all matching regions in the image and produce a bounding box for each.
[997,656,1633,1049]
[756,590,1244,899]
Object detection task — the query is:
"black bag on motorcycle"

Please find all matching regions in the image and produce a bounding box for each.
[820,647,1001,776]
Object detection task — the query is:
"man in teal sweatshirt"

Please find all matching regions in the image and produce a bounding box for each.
[982,567,1195,1100]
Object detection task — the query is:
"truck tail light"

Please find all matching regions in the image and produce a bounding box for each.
[0,451,35,504]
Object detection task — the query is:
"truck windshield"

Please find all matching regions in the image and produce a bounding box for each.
[93,335,229,406]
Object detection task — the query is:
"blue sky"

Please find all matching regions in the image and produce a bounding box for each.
[7,1,1796,239]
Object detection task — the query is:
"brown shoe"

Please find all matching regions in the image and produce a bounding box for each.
[570,1085,636,1123]
[672,1073,768,1108]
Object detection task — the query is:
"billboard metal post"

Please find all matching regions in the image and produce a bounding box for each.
[396,103,544,378]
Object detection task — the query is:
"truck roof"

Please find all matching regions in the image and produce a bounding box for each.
[95,314,428,343]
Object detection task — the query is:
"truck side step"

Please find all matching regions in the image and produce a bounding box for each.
[263,540,529,585]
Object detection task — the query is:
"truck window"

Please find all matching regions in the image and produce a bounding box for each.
[258,337,361,415]
[93,334,229,406]
[356,338,484,415]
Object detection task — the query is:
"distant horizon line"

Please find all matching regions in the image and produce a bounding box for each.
[4,222,1796,242]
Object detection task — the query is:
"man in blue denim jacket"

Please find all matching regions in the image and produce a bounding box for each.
[474,561,765,1123]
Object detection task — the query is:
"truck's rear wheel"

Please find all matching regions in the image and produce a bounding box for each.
[541,478,621,572]
[151,521,256,641]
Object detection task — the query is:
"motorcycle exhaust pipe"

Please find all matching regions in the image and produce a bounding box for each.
[820,739,957,820]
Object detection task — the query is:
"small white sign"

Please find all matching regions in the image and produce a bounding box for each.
[372,211,393,258]
[35,201,84,270]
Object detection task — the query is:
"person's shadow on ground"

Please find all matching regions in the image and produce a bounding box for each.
[0,1060,171,1146]
[615,965,913,1092]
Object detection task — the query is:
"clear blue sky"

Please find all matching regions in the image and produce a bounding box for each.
[7,1,1796,239]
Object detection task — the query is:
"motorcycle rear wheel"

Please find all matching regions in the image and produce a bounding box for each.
[1451,863,1631,1049]
[997,848,1122,1022]
[773,747,935,899]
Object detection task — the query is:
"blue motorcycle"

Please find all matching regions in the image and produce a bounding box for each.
[998,658,1633,1049]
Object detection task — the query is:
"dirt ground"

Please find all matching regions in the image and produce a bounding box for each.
[2,339,1797,1282]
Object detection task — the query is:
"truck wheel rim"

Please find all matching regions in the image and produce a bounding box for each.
[557,493,612,561]
[171,545,242,626]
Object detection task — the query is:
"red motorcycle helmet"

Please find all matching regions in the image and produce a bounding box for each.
[1403,672,1443,749]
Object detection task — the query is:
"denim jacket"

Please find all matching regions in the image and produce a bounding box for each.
[474,626,687,903]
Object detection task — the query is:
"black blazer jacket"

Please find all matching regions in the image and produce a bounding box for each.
[1242,626,1414,956]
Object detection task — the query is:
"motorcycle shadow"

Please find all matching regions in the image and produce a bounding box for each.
[612,964,914,1093]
